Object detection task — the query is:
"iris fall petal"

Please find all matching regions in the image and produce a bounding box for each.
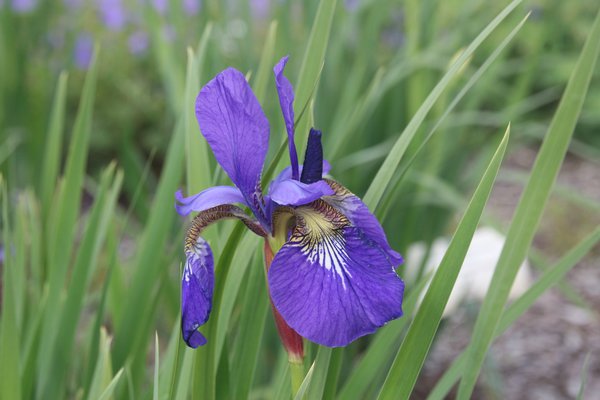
[268,200,404,347]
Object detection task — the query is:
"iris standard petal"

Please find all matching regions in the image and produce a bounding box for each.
[269,178,334,206]
[271,160,332,186]
[323,179,403,265]
[300,129,324,184]
[182,237,214,348]
[175,186,246,216]
[268,200,404,347]
[274,56,299,180]
[196,67,269,220]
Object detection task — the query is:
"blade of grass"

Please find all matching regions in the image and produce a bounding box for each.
[0,177,22,400]
[39,71,68,213]
[154,333,159,400]
[294,0,338,156]
[362,0,523,211]
[428,225,600,400]
[302,347,332,400]
[337,274,432,400]
[377,127,510,400]
[36,47,99,400]
[457,9,600,398]
[42,164,123,399]
[185,24,213,196]
[231,254,269,400]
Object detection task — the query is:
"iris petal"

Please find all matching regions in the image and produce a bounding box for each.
[182,237,214,348]
[269,178,334,207]
[175,186,246,216]
[268,200,404,347]
[196,67,269,221]
[274,56,299,180]
[323,179,403,265]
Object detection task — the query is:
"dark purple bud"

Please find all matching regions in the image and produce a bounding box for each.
[300,128,323,184]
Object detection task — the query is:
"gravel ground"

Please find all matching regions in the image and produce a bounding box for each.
[413,146,600,399]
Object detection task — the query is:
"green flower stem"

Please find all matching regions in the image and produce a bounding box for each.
[289,359,305,396]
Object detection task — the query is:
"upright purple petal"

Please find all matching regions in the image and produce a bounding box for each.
[274,56,299,181]
[300,128,324,184]
[182,237,214,348]
[323,179,403,265]
[271,160,331,186]
[196,67,269,223]
[268,200,404,347]
[175,186,246,216]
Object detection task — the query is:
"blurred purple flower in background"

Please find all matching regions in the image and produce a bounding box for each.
[128,30,149,56]
[98,0,128,31]
[183,0,201,15]
[74,33,94,70]
[151,0,167,15]
[250,0,270,20]
[11,0,37,13]
[63,0,83,9]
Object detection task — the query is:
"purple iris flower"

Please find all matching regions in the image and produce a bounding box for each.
[176,56,404,349]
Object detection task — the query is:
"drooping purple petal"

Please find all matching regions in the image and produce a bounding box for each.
[274,56,299,181]
[182,237,214,348]
[300,128,323,184]
[269,179,333,206]
[268,200,404,347]
[196,67,269,223]
[323,180,403,265]
[175,186,246,216]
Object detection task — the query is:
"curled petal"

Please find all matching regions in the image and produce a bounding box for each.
[269,178,334,207]
[268,200,404,347]
[196,67,269,220]
[271,160,331,186]
[274,56,299,180]
[323,179,403,265]
[175,186,246,216]
[182,237,214,348]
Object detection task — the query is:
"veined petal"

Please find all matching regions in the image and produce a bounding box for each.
[196,67,269,220]
[269,178,334,207]
[175,186,246,216]
[182,237,213,348]
[323,179,403,265]
[268,200,404,347]
[274,56,299,180]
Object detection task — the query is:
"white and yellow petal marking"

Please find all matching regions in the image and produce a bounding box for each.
[291,201,353,289]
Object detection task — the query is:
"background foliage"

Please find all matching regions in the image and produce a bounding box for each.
[1,0,599,399]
